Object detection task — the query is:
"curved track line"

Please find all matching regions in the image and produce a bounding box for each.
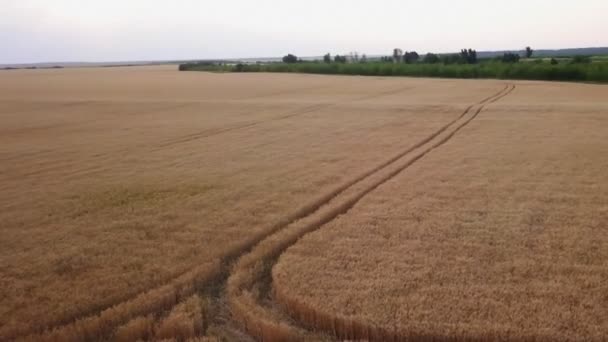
[224,84,515,341]
[270,85,517,342]
[8,82,426,341]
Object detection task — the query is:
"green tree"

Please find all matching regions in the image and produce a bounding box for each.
[323,53,332,63]
[442,54,461,64]
[525,46,534,58]
[501,52,520,63]
[404,51,420,64]
[460,49,477,64]
[571,55,591,64]
[282,54,298,63]
[423,53,440,64]
[334,55,347,63]
[235,63,245,72]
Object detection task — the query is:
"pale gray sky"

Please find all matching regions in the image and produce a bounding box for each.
[1,0,607,63]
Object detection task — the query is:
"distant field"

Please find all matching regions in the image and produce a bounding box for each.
[1,66,607,341]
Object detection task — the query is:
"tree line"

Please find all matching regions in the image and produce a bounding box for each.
[280,46,598,66]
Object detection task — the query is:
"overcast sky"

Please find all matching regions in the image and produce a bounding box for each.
[1,0,607,64]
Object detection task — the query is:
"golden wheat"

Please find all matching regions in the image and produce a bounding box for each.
[0,66,499,340]
[273,81,608,341]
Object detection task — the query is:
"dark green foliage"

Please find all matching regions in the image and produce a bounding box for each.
[423,53,440,64]
[334,55,347,63]
[551,58,559,65]
[180,59,608,83]
[178,61,220,71]
[441,54,462,65]
[502,52,521,63]
[571,55,591,64]
[460,49,477,64]
[235,63,246,72]
[526,46,534,58]
[282,54,298,63]
[404,51,420,64]
[323,53,331,63]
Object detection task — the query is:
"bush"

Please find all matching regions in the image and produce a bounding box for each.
[571,55,591,64]
[282,54,298,64]
[334,55,347,63]
[178,61,223,71]
[502,52,521,63]
[423,53,440,64]
[404,51,420,64]
[442,54,462,65]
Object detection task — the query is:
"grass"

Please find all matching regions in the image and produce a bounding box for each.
[180,60,608,83]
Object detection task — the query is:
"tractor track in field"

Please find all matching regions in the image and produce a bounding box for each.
[0,102,196,166]
[4,83,413,179]
[21,84,511,342]
[11,83,514,342]
[0,100,97,116]
[154,84,414,150]
[8,82,416,342]
[155,103,329,149]
[219,84,516,341]
[14,83,509,340]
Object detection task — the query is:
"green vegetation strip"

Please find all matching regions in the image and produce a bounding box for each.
[180,61,608,83]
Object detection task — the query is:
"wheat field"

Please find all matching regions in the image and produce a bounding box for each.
[273,81,608,341]
[1,65,606,341]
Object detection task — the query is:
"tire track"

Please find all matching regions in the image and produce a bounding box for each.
[154,83,415,150]
[241,84,337,100]
[155,103,328,149]
[356,85,415,101]
[0,102,196,166]
[223,84,515,342]
[0,100,97,116]
[9,82,421,341]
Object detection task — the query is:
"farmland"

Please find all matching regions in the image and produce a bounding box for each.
[1,66,607,341]
[273,81,608,340]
